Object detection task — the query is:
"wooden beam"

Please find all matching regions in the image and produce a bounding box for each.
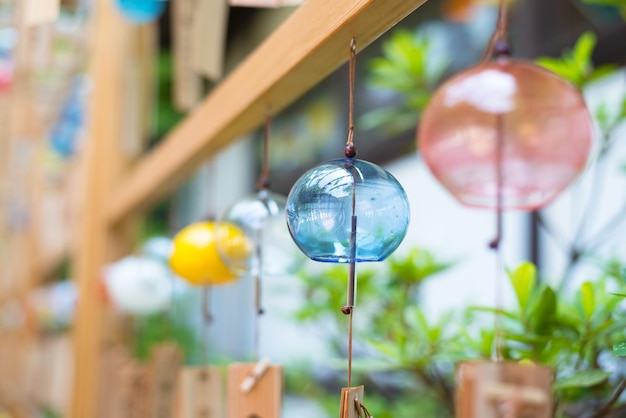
[70,2,139,418]
[106,0,429,225]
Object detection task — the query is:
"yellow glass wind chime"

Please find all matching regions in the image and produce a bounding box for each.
[170,115,296,418]
[418,0,593,416]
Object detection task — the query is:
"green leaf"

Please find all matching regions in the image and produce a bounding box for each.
[611,293,626,298]
[595,103,611,133]
[582,0,626,5]
[535,57,581,86]
[469,306,519,322]
[614,341,626,356]
[528,287,557,335]
[508,262,537,312]
[506,333,551,345]
[580,281,595,320]
[572,31,596,75]
[588,64,618,83]
[555,370,611,390]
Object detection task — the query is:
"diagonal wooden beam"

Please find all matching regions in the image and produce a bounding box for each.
[106,0,429,226]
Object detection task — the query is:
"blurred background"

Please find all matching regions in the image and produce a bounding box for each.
[0,0,626,417]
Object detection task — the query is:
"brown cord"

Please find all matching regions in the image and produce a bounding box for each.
[256,115,271,190]
[354,397,373,418]
[347,38,356,148]
[491,114,505,362]
[347,309,354,388]
[481,0,510,62]
[253,227,264,362]
[201,287,212,365]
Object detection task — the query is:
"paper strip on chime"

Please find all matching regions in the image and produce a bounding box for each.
[40,335,74,416]
[227,361,282,418]
[229,0,304,7]
[97,346,131,418]
[109,361,151,418]
[171,0,204,111]
[339,386,365,418]
[148,342,183,418]
[190,0,228,82]
[175,366,224,418]
[23,0,60,27]
[456,361,553,418]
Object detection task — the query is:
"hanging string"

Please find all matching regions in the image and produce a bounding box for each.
[253,113,272,361]
[201,287,213,366]
[490,114,505,362]
[481,0,510,62]
[256,114,272,191]
[344,38,357,159]
[340,38,359,389]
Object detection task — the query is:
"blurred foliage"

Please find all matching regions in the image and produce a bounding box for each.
[132,294,199,363]
[290,254,626,417]
[582,0,626,19]
[536,31,617,89]
[360,29,449,136]
[153,51,185,145]
[284,19,626,417]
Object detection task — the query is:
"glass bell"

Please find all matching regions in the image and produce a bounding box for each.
[418,58,593,210]
[216,190,301,276]
[169,222,243,286]
[115,0,166,24]
[286,158,410,263]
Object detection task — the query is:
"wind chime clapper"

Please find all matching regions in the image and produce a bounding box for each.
[286,38,410,418]
[417,0,592,416]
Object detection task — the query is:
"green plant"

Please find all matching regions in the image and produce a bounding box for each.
[582,0,626,19]
[132,292,200,363]
[290,248,454,417]
[289,21,626,418]
[290,255,626,418]
[360,28,449,135]
[534,32,626,285]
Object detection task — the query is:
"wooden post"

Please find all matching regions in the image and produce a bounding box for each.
[69,1,137,417]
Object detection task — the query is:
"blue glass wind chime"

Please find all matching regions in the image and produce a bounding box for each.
[286,39,411,418]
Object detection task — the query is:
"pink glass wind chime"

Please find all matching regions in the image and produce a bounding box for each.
[418,1,593,417]
[287,39,411,418]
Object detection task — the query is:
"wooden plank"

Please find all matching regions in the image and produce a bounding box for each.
[106,0,429,226]
[69,1,137,417]
[175,367,224,418]
[227,363,283,418]
[340,386,365,418]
